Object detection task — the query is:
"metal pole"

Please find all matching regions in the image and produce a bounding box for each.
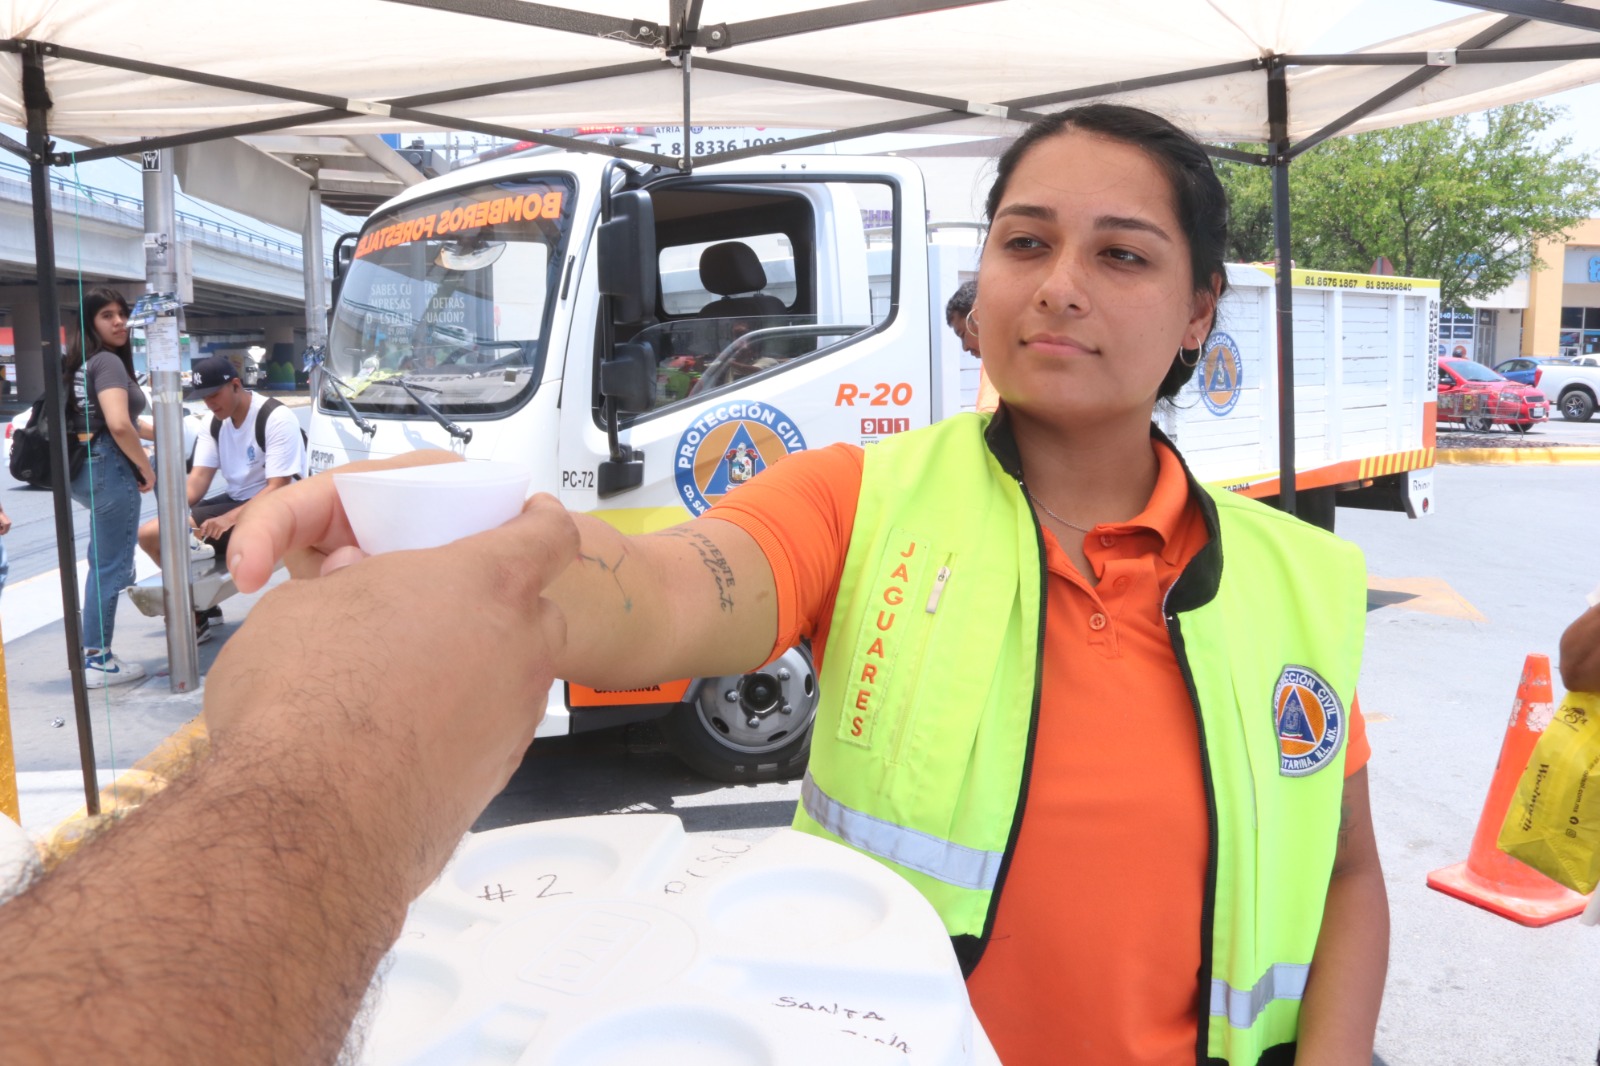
[22,44,100,814]
[1267,60,1298,517]
[143,148,199,692]
[301,178,328,350]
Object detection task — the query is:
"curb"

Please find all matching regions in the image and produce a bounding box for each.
[1436,447,1600,466]
[35,715,209,871]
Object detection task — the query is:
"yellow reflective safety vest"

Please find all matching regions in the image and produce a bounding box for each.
[793,412,1366,1065]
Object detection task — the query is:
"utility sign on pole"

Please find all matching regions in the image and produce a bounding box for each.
[141,149,160,171]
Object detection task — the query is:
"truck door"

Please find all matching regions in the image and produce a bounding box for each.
[556,156,934,534]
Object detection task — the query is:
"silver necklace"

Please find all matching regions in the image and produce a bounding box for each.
[1023,485,1094,534]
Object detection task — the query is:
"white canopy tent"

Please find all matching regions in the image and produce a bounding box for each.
[4,1,1600,151]
[6,0,1600,806]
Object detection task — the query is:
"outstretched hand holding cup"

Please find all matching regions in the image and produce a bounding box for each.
[216,451,579,898]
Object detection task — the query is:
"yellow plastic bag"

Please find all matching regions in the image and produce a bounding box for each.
[1499,691,1600,893]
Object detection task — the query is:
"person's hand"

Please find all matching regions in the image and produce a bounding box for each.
[0,510,10,536]
[205,490,579,899]
[227,451,461,592]
[134,460,155,493]
[1559,602,1600,694]
[194,508,238,542]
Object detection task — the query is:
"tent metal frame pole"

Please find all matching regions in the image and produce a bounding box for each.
[708,0,999,49]
[0,130,27,159]
[21,43,100,815]
[393,59,665,109]
[1267,58,1297,519]
[376,0,666,46]
[1287,11,1535,160]
[694,56,1047,122]
[1441,0,1600,33]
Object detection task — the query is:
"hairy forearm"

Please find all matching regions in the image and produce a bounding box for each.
[549,514,773,688]
[0,732,414,1065]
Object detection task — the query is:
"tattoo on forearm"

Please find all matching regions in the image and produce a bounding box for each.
[578,548,632,612]
[1337,797,1353,857]
[659,528,736,612]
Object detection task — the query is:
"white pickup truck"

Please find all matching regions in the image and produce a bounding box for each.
[1534,362,1600,421]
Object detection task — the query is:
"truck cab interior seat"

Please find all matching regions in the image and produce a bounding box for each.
[696,242,788,319]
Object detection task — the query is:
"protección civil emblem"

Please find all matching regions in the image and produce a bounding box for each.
[1274,665,1344,777]
[674,401,807,515]
[1198,331,1243,416]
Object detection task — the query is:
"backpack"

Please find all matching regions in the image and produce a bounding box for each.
[9,393,85,489]
[209,397,307,480]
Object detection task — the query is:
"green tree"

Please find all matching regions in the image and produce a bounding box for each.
[1214,103,1600,308]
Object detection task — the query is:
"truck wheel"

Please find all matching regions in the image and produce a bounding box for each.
[662,645,818,783]
[1462,411,1492,433]
[1559,389,1596,422]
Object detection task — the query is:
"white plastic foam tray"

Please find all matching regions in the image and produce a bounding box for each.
[358,814,999,1066]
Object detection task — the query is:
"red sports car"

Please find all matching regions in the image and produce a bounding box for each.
[1437,357,1548,433]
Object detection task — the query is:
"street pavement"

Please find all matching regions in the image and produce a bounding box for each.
[2,444,1599,1064]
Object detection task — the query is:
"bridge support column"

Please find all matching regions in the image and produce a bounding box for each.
[7,294,42,403]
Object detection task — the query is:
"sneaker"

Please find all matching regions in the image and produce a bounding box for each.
[84,650,146,689]
[193,607,222,645]
[188,533,216,563]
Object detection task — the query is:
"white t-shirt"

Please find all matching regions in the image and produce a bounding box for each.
[192,393,307,501]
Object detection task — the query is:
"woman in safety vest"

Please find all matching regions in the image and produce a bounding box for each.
[236,104,1387,1065]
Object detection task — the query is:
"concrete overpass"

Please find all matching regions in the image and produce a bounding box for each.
[0,158,348,402]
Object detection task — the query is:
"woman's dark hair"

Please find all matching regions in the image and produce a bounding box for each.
[64,286,135,383]
[984,104,1230,400]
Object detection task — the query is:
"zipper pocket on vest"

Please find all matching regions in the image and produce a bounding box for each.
[888,552,954,767]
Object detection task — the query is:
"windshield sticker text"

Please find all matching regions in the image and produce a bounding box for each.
[354,189,566,259]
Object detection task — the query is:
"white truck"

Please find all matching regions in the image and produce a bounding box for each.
[307,147,1438,782]
[1532,361,1600,422]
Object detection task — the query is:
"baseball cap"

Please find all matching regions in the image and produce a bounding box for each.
[185,356,241,399]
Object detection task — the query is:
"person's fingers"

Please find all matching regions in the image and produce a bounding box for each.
[319,545,368,577]
[228,451,461,593]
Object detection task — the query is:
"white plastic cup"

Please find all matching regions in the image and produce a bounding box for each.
[333,460,533,556]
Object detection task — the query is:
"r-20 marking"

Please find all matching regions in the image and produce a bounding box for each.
[834,382,914,407]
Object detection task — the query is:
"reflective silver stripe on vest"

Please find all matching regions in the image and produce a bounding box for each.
[1210,963,1311,1029]
[800,772,1004,891]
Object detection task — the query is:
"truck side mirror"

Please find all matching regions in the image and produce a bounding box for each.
[600,342,654,415]
[598,190,656,325]
[597,340,653,498]
[330,232,359,306]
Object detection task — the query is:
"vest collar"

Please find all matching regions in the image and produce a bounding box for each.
[981,404,1223,613]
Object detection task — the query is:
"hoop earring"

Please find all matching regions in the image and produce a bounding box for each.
[1177,346,1200,368]
[965,311,980,337]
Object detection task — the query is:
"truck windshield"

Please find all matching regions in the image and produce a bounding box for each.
[325,176,574,417]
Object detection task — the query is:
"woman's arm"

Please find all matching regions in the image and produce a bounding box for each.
[93,386,155,491]
[229,452,781,690]
[1295,767,1389,1065]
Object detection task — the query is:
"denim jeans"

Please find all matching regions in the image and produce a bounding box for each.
[70,434,141,652]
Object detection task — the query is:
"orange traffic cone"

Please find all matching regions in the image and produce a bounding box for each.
[1427,653,1591,926]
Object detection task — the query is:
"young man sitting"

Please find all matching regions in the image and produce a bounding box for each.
[137,356,307,643]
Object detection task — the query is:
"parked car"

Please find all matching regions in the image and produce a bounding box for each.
[1436,357,1549,433]
[1532,360,1600,422]
[1492,356,1573,386]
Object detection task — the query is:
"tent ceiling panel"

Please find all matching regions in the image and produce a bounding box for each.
[5,1,1600,153]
